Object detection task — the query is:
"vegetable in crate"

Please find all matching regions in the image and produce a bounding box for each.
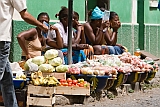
[44,49,58,59]
[24,58,38,71]
[68,66,81,74]
[56,65,68,73]
[32,56,46,66]
[49,57,62,66]
[39,64,55,72]
[24,58,32,71]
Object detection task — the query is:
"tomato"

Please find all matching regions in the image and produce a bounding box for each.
[79,84,84,87]
[67,78,72,83]
[71,84,75,87]
[62,82,68,86]
[77,83,80,86]
[83,81,88,84]
[68,82,72,84]
[60,79,66,83]
[72,80,78,85]
[68,83,72,86]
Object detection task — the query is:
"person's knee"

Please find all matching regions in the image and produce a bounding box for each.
[93,45,101,55]
[108,46,115,54]
[114,46,124,55]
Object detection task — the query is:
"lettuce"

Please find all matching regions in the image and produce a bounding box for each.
[49,57,62,67]
[44,49,58,59]
[32,56,46,66]
[39,64,55,72]
[56,65,68,73]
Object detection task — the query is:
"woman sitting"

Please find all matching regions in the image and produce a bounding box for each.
[83,6,109,55]
[103,11,125,55]
[83,6,126,55]
[17,12,63,60]
[47,7,88,50]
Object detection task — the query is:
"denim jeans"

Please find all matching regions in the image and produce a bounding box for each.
[107,46,124,55]
[0,41,18,107]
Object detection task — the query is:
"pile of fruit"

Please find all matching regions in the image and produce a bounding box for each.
[59,78,89,87]
[31,71,59,86]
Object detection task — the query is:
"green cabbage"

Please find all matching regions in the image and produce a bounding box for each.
[49,57,62,67]
[56,65,68,73]
[44,49,58,59]
[24,58,33,71]
[39,64,55,72]
[32,56,46,66]
[24,58,39,71]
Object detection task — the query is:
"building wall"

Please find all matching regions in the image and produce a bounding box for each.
[144,0,160,57]
[10,0,160,62]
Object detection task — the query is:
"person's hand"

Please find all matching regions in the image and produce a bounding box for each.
[111,21,121,31]
[50,25,58,31]
[41,46,46,51]
[101,20,110,29]
[26,54,31,60]
[39,23,49,33]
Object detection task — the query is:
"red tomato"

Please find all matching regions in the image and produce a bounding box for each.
[68,83,72,86]
[68,82,72,84]
[60,79,66,83]
[72,80,78,85]
[62,82,68,86]
[67,78,72,83]
[83,81,88,84]
[77,83,80,86]
[79,84,84,87]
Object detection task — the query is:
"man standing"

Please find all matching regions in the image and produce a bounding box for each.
[0,0,48,107]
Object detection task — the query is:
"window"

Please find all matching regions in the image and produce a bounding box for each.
[149,0,158,7]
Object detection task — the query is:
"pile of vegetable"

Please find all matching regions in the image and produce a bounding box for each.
[67,52,158,78]
[59,78,89,87]
[24,49,68,73]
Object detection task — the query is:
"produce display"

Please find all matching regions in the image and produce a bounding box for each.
[59,78,89,87]
[31,71,59,86]
[67,52,159,78]
[24,49,69,73]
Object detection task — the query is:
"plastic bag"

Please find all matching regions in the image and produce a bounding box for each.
[28,62,39,72]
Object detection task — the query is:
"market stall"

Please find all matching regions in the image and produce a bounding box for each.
[0,49,158,107]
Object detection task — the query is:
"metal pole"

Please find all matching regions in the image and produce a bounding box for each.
[68,0,73,65]
[85,0,88,22]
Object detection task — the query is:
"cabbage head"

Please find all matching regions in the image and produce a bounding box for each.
[49,57,62,67]
[24,58,33,71]
[44,49,58,59]
[56,65,68,73]
[32,56,46,66]
[39,64,55,72]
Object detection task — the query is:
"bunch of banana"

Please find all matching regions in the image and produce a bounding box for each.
[31,71,59,86]
[15,74,26,80]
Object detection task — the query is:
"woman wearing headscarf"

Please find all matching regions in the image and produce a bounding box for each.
[83,6,109,55]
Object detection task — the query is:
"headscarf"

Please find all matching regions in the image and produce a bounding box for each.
[90,6,104,19]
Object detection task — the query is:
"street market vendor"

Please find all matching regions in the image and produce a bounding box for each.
[17,12,64,60]
[83,6,126,55]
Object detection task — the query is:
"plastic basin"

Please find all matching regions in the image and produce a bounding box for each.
[13,78,29,89]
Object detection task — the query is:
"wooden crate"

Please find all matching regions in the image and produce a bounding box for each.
[55,84,90,96]
[42,72,66,80]
[27,85,55,107]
